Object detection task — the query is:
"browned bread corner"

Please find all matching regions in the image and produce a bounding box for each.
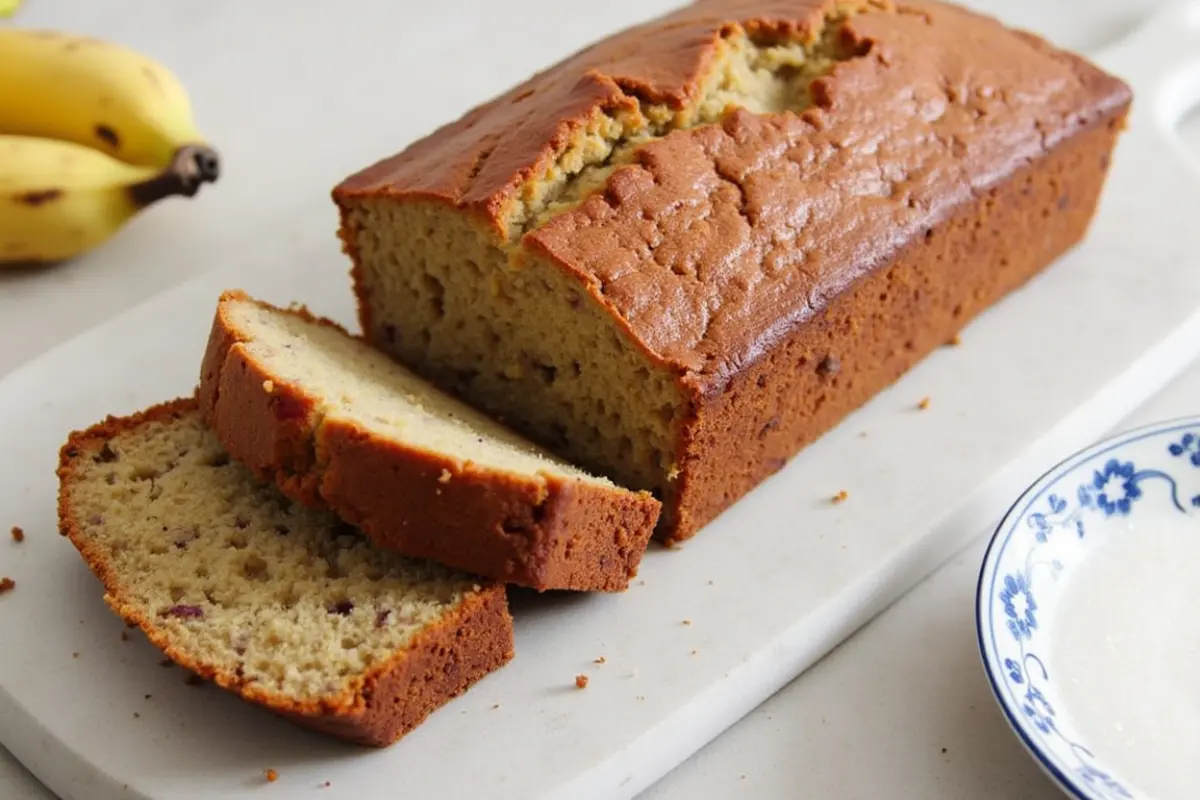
[57,398,514,747]
[333,0,1132,543]
[197,291,660,592]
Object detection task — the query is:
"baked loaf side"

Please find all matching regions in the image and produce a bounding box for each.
[333,0,1132,541]
[57,399,514,747]
[197,291,660,592]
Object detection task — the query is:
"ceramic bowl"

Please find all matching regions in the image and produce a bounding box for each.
[977,415,1200,800]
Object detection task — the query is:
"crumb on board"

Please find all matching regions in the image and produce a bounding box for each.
[941,746,948,754]
[121,631,130,642]
[831,490,849,505]
[262,380,275,394]
[690,649,699,656]
[682,619,692,626]
[594,656,606,665]
[322,782,331,789]
[10,526,24,543]
[132,712,140,719]
[740,774,748,781]
[72,652,79,659]
[917,396,931,410]
[144,694,152,700]
[0,577,13,594]
[575,674,589,689]
[264,768,279,783]
[491,704,500,710]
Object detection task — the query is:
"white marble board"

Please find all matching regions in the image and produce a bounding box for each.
[3,3,1200,799]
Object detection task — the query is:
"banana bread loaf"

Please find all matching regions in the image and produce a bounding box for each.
[198,291,660,591]
[332,0,1132,542]
[57,399,514,747]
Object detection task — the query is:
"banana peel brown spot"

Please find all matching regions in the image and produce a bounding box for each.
[94,124,120,149]
[15,189,62,206]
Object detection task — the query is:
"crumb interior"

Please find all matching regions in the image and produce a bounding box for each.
[229,298,606,484]
[64,409,479,703]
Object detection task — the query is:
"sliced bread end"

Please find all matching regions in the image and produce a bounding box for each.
[57,398,514,747]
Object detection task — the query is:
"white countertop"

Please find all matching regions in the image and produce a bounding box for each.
[0,0,1192,797]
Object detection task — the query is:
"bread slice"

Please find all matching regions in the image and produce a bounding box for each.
[57,398,514,747]
[197,290,660,592]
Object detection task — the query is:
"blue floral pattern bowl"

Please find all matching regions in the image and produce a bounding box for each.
[977,415,1200,800]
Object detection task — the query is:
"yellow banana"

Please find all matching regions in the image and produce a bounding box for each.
[0,135,218,267]
[0,28,218,171]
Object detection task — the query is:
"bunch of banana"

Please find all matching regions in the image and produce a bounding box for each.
[0,27,219,267]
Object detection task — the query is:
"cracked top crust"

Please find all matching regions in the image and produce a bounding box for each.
[334,0,1131,394]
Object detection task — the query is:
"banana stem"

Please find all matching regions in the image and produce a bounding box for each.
[127,144,220,208]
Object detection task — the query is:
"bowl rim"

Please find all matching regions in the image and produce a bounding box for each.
[974,412,1200,800]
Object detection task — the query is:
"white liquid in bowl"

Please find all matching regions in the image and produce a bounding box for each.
[1052,518,1200,800]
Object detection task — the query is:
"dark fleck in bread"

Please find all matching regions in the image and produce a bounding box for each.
[197,291,660,592]
[332,0,1131,542]
[56,398,514,747]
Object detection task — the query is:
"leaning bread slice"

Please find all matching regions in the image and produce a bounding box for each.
[197,290,660,592]
[57,398,514,747]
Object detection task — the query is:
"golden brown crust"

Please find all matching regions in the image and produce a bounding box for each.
[56,398,515,748]
[333,0,1132,542]
[332,0,867,234]
[197,292,660,592]
[664,114,1127,540]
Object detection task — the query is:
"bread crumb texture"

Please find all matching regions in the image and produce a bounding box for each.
[227,298,611,485]
[264,768,278,783]
[575,674,589,689]
[0,577,13,594]
[10,525,24,543]
[831,489,849,504]
[58,405,484,706]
